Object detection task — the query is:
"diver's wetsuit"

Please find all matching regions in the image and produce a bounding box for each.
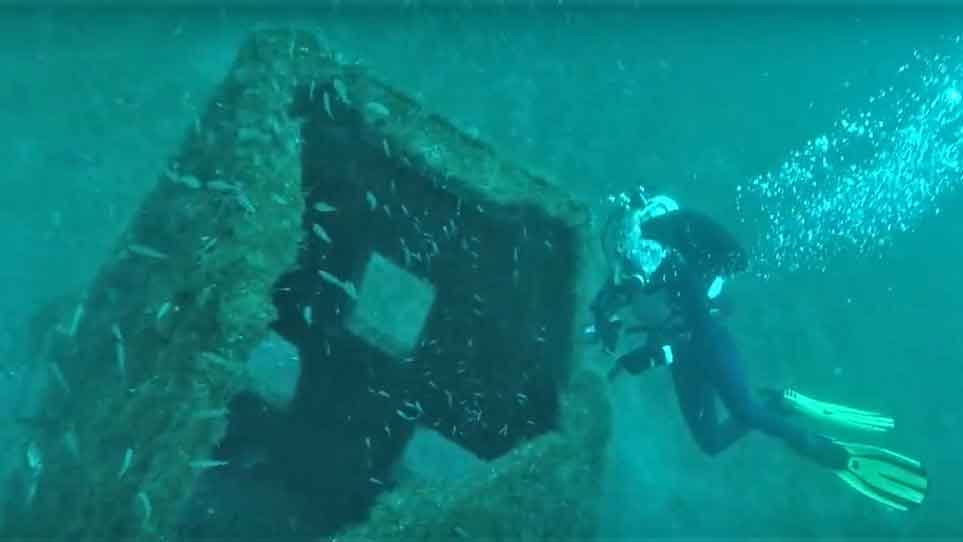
[592,251,848,468]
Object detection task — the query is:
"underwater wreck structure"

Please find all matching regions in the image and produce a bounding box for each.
[2,29,610,541]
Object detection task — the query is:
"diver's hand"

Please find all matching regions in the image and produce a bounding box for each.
[709,290,735,319]
[597,315,622,354]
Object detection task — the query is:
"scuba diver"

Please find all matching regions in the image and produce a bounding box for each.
[588,189,928,512]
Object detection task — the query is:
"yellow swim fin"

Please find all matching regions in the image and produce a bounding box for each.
[831,439,928,511]
[781,388,895,433]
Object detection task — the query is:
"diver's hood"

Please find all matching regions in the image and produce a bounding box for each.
[602,196,747,285]
[640,209,748,280]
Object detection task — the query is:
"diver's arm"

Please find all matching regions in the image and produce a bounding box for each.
[589,273,644,353]
[609,340,677,380]
[590,273,642,314]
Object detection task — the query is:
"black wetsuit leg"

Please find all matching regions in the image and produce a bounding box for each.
[669,339,750,455]
[673,316,845,467]
[590,274,647,353]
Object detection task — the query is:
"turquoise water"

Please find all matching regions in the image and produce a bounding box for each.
[1,6,961,539]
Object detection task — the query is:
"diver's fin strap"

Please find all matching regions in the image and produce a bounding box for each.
[782,389,894,432]
[832,439,928,511]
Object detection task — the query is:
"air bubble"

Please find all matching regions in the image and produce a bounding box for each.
[943,86,961,106]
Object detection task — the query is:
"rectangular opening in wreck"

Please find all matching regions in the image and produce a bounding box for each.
[189,73,583,539]
[269,78,577,460]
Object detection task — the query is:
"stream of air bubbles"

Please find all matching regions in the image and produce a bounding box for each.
[737,42,963,277]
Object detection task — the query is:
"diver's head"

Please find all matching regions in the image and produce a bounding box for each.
[602,189,680,283]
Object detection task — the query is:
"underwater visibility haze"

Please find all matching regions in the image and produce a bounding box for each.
[0,5,961,541]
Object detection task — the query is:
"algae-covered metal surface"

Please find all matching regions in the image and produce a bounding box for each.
[3,29,307,541]
[2,29,606,541]
[339,368,612,542]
